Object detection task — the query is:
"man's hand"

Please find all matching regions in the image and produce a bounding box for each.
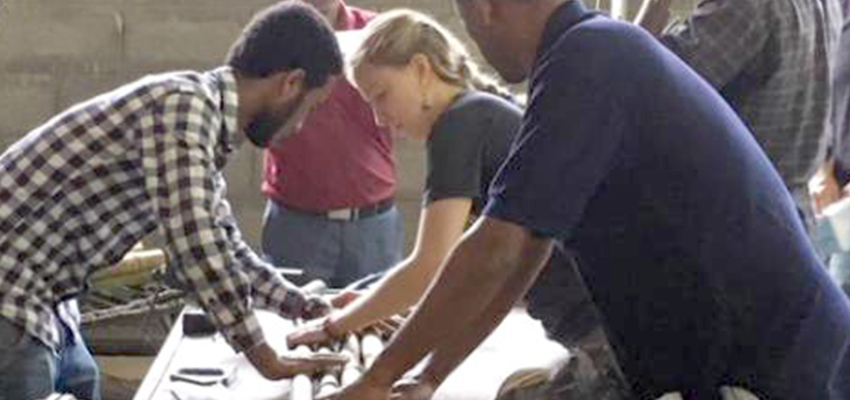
[287,309,410,348]
[245,342,347,380]
[635,0,675,36]
[331,289,362,308]
[390,375,438,400]
[810,161,843,217]
[316,374,392,400]
[303,295,332,320]
[287,316,339,348]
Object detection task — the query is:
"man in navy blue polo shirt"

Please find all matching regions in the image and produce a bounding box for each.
[327,1,850,399]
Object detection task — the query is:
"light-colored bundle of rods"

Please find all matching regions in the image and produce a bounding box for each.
[289,330,386,400]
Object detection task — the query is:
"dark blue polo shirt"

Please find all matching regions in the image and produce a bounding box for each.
[484,1,850,399]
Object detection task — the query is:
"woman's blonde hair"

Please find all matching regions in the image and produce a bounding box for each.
[350,9,515,102]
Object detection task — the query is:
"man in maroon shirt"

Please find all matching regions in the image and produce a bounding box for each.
[261,0,403,287]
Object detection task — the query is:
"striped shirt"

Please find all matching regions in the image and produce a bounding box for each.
[0,67,308,353]
[661,0,843,196]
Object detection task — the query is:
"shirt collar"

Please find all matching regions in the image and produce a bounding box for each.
[208,66,240,156]
[536,0,596,61]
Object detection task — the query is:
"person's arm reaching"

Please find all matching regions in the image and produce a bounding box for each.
[288,198,472,345]
[407,231,553,395]
[330,217,554,400]
[212,174,329,319]
[142,91,343,379]
[333,198,473,330]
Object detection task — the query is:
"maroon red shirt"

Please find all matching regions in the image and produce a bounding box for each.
[262,2,395,211]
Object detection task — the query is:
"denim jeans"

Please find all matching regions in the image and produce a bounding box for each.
[0,311,100,400]
[261,200,404,287]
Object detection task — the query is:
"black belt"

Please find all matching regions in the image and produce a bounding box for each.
[287,198,395,221]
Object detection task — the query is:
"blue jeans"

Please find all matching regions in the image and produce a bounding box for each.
[261,200,404,287]
[0,313,100,400]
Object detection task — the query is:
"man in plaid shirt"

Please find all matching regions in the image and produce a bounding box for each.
[0,2,347,399]
[637,0,843,227]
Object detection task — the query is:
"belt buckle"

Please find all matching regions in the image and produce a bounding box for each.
[327,208,353,221]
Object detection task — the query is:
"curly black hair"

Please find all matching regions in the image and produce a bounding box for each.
[226,1,343,88]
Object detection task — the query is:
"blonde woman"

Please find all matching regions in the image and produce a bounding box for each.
[287,8,521,353]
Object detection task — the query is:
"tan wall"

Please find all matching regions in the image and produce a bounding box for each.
[0,0,699,252]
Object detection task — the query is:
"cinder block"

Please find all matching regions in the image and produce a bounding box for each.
[0,1,122,72]
[228,199,266,249]
[393,139,427,200]
[396,198,421,252]
[222,145,264,202]
[121,4,248,66]
[0,73,57,147]
[56,71,128,112]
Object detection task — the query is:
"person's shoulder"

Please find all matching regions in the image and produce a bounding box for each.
[449,92,522,120]
[432,92,521,135]
[431,92,522,143]
[539,18,667,87]
[130,70,221,110]
[550,17,652,59]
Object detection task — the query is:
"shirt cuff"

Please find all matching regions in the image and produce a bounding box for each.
[278,287,308,319]
[219,310,265,353]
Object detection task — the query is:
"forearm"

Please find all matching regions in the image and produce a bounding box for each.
[334,254,439,333]
[421,247,551,387]
[362,218,547,386]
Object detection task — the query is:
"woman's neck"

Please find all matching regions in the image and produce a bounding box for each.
[425,80,467,130]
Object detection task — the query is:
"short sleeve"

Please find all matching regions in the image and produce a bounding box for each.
[423,97,488,205]
[484,51,628,241]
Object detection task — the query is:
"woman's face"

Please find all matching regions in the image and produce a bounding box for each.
[354,62,431,141]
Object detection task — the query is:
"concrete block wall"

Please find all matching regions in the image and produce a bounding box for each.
[0,0,699,252]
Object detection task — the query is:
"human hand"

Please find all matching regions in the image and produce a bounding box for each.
[331,289,362,308]
[370,313,408,339]
[809,162,843,216]
[246,342,347,380]
[287,316,340,348]
[390,375,438,400]
[316,374,392,400]
[303,295,332,320]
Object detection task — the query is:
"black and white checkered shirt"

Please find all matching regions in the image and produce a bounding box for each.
[0,67,309,353]
[661,0,843,197]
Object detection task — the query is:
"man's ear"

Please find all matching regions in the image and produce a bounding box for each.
[478,0,496,26]
[277,69,306,101]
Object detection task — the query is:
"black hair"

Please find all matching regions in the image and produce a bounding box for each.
[226,1,343,88]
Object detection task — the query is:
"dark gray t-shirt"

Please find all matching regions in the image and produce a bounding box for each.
[424,91,522,215]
